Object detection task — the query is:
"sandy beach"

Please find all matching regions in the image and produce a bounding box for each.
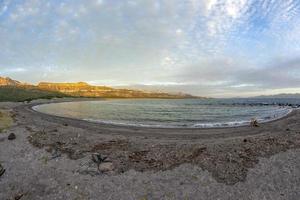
[1,98,300,200]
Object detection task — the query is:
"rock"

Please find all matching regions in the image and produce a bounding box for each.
[8,133,16,140]
[0,77,21,86]
[98,162,114,172]
[250,118,259,127]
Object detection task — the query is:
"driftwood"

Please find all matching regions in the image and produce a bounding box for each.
[0,164,5,177]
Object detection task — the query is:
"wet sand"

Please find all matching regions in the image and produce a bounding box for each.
[0,98,300,200]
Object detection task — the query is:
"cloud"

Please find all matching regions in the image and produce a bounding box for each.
[1,0,300,96]
[153,56,300,97]
[1,67,27,73]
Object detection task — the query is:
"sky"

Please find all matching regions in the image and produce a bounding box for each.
[1,0,300,97]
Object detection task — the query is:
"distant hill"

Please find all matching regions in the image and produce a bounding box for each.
[0,77,200,101]
[0,77,22,86]
[254,93,300,98]
[37,82,197,99]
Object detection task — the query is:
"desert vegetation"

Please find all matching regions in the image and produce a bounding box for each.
[0,86,68,102]
[0,110,13,133]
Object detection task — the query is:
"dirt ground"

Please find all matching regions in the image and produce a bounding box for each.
[0,99,300,200]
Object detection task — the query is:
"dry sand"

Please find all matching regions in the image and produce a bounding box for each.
[0,98,300,200]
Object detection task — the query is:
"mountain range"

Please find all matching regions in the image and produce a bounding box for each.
[0,77,22,86]
[0,77,199,100]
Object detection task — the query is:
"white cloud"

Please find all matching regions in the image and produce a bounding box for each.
[175,28,183,36]
[96,0,104,6]
[204,0,217,12]
[225,0,247,18]
[9,0,41,21]
[1,0,300,96]
[0,67,27,74]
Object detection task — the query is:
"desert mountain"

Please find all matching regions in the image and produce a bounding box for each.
[0,77,22,86]
[37,82,197,98]
[0,77,199,99]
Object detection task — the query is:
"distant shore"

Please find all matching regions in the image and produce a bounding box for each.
[1,98,300,199]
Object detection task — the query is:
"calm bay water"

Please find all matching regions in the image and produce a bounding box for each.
[33,99,295,128]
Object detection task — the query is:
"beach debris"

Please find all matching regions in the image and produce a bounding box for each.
[8,132,16,140]
[38,127,47,135]
[25,126,34,132]
[250,118,259,127]
[98,162,114,172]
[91,153,112,172]
[92,153,107,164]
[50,149,62,160]
[13,193,25,200]
[51,128,58,132]
[0,163,5,177]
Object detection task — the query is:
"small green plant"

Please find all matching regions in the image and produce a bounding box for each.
[40,155,49,164]
[0,110,13,133]
[0,86,69,102]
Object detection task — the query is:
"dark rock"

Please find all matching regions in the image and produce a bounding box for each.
[8,133,16,140]
[243,139,247,142]
[250,118,259,127]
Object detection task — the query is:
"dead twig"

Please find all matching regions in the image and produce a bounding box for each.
[0,164,5,177]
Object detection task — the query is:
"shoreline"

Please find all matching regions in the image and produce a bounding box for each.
[30,98,296,131]
[1,98,300,199]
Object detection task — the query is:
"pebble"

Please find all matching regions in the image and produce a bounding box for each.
[98,162,114,172]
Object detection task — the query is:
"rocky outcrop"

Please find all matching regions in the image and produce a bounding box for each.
[37,82,197,98]
[0,77,21,86]
[0,77,199,99]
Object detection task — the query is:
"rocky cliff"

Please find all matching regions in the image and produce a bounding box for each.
[37,82,196,98]
[0,77,21,86]
[0,77,198,99]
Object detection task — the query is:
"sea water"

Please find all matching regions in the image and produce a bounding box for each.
[33,98,295,128]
